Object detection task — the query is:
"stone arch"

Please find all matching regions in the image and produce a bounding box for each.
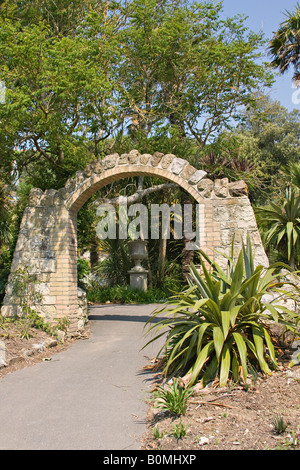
[1,150,268,334]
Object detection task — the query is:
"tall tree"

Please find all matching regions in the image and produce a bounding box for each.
[118,0,273,158]
[269,2,300,81]
[232,95,300,202]
[0,0,124,188]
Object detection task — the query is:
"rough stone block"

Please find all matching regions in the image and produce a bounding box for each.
[28,188,44,207]
[161,154,175,169]
[42,295,57,305]
[139,154,152,165]
[40,259,56,273]
[64,177,76,194]
[36,283,51,296]
[40,189,57,206]
[103,153,118,169]
[189,170,207,185]
[197,178,214,198]
[83,163,94,177]
[94,160,104,174]
[171,157,188,175]
[1,305,16,317]
[128,149,140,164]
[75,170,85,185]
[180,164,196,181]
[228,180,248,197]
[214,178,229,198]
[118,153,129,165]
[151,152,164,167]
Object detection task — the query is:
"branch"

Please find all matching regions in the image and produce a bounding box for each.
[32,136,62,168]
[94,182,177,207]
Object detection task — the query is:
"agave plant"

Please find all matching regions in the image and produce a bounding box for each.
[256,186,300,269]
[144,237,299,388]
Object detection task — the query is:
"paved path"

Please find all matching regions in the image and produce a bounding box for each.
[0,304,165,450]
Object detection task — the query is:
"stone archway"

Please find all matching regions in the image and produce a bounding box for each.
[1,150,268,334]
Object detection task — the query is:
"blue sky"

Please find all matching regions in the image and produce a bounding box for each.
[220,0,299,111]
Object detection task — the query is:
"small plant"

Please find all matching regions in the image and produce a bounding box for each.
[152,425,163,440]
[55,316,70,332]
[170,421,189,439]
[16,311,54,340]
[152,378,193,416]
[0,315,14,339]
[284,430,300,449]
[272,413,288,434]
[9,265,51,340]
[248,362,259,386]
[11,266,43,317]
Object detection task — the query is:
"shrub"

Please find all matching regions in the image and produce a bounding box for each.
[77,258,91,289]
[151,378,193,416]
[86,285,169,304]
[144,236,300,387]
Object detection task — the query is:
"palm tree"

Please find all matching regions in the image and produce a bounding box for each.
[256,186,300,269]
[283,162,300,189]
[268,3,300,81]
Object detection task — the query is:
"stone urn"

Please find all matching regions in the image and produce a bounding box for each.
[128,240,148,291]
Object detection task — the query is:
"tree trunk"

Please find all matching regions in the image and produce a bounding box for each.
[157,236,167,285]
[90,236,99,272]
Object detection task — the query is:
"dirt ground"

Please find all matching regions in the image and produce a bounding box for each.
[140,333,300,452]
[141,364,300,451]
[0,320,89,380]
[1,319,300,451]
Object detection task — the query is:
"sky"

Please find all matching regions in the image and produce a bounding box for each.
[220,0,299,112]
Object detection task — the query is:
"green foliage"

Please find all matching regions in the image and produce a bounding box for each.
[233,95,300,203]
[272,413,288,435]
[0,0,273,190]
[268,2,300,80]
[54,316,70,333]
[151,425,163,440]
[151,378,193,416]
[0,249,13,305]
[96,239,132,286]
[119,0,272,150]
[0,0,122,188]
[86,285,168,304]
[144,236,300,387]
[16,311,55,339]
[256,186,300,268]
[283,163,300,190]
[170,421,189,439]
[77,258,91,289]
[11,265,43,317]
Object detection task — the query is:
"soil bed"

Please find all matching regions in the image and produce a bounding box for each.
[141,362,300,451]
[0,320,89,379]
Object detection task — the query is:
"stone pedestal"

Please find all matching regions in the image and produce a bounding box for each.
[129,269,148,292]
[128,240,148,291]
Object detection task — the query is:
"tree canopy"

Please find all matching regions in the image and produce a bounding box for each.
[0,0,273,189]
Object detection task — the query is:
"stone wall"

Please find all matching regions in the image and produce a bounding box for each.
[1,150,268,334]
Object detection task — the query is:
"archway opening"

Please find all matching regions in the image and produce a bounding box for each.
[1,151,267,336]
[76,173,202,310]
